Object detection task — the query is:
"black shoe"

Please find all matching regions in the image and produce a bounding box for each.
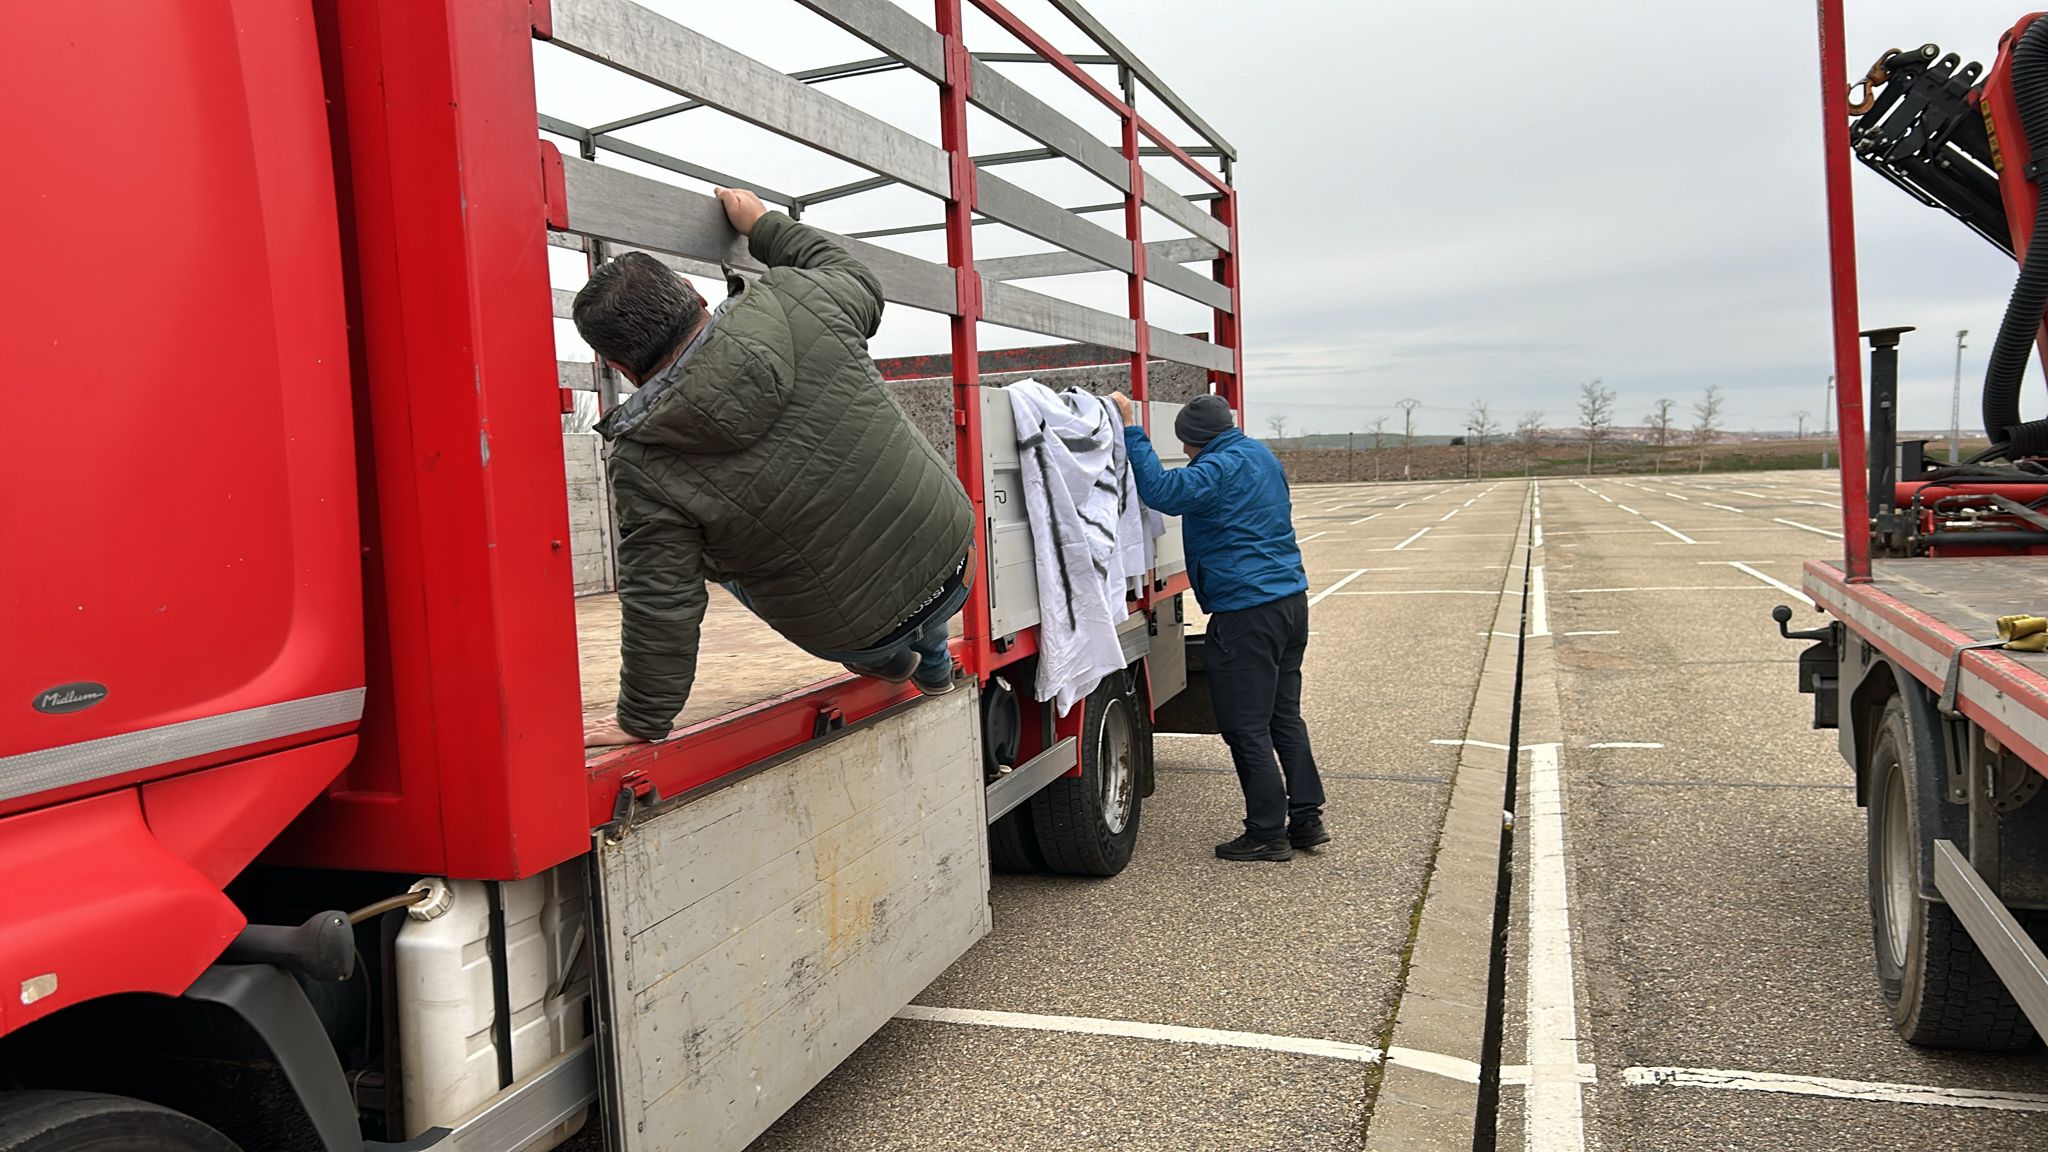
[914,662,962,696]
[1290,818,1331,850]
[1215,834,1293,862]
[844,648,919,684]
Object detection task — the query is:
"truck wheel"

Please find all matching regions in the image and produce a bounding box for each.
[1865,697,2032,1049]
[988,807,1046,872]
[0,1091,241,1152]
[1029,676,1143,877]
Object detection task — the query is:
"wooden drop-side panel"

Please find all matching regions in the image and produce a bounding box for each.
[592,687,988,1152]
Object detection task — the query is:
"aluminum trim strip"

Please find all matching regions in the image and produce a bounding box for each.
[0,688,366,803]
[986,737,1078,822]
[1933,840,2048,1041]
[446,1042,598,1152]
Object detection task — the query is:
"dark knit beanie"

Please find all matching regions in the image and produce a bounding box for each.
[1174,394,1235,447]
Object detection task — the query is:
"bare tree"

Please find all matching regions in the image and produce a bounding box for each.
[1793,410,1811,440]
[1692,384,1724,472]
[1468,400,1500,480]
[1368,416,1389,481]
[1646,398,1676,474]
[1579,379,1616,475]
[1516,412,1544,477]
[1265,413,1289,446]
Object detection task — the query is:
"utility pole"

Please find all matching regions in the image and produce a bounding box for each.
[1793,411,1810,440]
[1822,374,1834,470]
[1347,431,1355,482]
[1952,329,1969,463]
[1398,398,1420,480]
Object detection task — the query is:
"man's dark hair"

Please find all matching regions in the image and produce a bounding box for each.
[572,252,705,380]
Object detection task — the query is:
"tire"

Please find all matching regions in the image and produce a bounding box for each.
[0,1092,241,1152]
[987,807,1047,872]
[1029,674,1144,876]
[1865,695,2034,1049]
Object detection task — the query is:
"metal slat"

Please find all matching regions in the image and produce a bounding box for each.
[976,237,1218,280]
[549,0,951,198]
[969,60,1130,193]
[1041,0,1237,160]
[558,157,958,316]
[981,280,1136,351]
[792,0,945,81]
[976,242,1229,312]
[976,171,1131,274]
[547,230,733,283]
[1147,326,1234,373]
[559,360,598,391]
[1145,179,1232,250]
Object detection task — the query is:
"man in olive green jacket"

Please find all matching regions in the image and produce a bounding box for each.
[579,189,974,746]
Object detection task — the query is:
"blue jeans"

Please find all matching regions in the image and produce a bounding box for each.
[722,562,970,688]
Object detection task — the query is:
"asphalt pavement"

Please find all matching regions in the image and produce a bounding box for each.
[737,469,2048,1152]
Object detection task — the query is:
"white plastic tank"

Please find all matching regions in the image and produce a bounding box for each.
[395,867,591,1145]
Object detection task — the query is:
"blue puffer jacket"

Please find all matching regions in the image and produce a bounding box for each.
[1124,425,1308,612]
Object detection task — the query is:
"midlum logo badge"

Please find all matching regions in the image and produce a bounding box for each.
[34,683,108,715]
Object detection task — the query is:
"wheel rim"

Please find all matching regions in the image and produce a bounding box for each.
[1097,697,1136,836]
[1880,759,1914,965]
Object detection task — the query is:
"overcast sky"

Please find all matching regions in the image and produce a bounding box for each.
[540,0,2041,438]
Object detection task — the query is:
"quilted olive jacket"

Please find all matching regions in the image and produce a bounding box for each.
[595,212,973,739]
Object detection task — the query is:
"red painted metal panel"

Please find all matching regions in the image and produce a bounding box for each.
[0,791,246,1038]
[1212,192,1245,416]
[269,0,586,880]
[1,0,362,790]
[1815,0,1871,580]
[142,738,359,889]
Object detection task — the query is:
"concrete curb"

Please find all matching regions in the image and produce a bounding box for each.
[1364,486,1532,1151]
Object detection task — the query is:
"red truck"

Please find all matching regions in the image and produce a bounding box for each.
[1791,1,2048,1051]
[0,2,1242,1148]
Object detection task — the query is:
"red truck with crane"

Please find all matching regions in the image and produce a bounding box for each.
[1788,0,2048,1052]
[0,1,1242,1148]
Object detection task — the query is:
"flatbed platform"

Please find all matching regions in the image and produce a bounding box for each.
[1806,557,2048,777]
[577,590,965,761]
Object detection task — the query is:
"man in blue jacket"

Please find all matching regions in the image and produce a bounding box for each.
[1112,391,1326,862]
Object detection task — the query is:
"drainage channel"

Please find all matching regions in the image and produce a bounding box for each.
[1363,484,1540,1151]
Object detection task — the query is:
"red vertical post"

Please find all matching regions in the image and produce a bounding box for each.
[1212,190,1245,420]
[1123,117,1151,411]
[1817,0,1871,581]
[936,0,991,677]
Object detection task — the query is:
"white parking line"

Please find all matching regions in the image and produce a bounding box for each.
[1617,504,1642,516]
[1351,512,1383,526]
[1663,492,1690,501]
[1731,490,1770,499]
[896,1006,1382,1065]
[1308,568,1370,607]
[1299,531,1329,543]
[1335,590,1498,596]
[1727,561,1814,607]
[1525,742,1587,1151]
[1440,507,1461,523]
[1562,586,1762,594]
[1648,521,1698,544]
[1430,738,1518,751]
[1530,565,1550,637]
[1394,527,1432,551]
[1621,1066,2048,1115]
[1704,502,1745,513]
[1774,517,1844,539]
[1533,521,1545,548]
